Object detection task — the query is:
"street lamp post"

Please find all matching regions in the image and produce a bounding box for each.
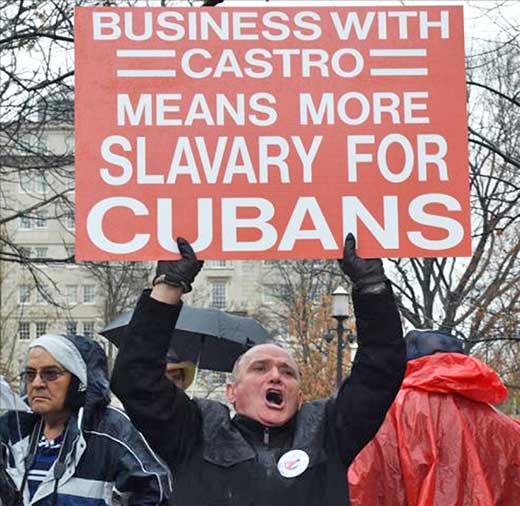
[331,286,349,387]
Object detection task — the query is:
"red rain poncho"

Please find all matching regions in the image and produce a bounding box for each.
[348,353,520,506]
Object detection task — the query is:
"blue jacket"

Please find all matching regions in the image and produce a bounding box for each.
[0,335,171,505]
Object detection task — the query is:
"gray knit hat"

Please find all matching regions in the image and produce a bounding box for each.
[28,334,88,387]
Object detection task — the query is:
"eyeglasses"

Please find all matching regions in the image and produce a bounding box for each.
[21,367,68,384]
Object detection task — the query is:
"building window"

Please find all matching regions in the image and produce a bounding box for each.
[36,288,47,304]
[34,174,47,194]
[35,247,48,259]
[66,285,78,305]
[19,247,31,258]
[19,173,32,193]
[19,322,31,341]
[65,133,74,153]
[35,321,47,337]
[66,212,75,230]
[23,132,46,151]
[83,321,95,338]
[34,211,47,229]
[83,285,95,304]
[210,280,227,310]
[19,285,31,304]
[20,215,32,229]
[66,321,77,334]
[206,260,228,268]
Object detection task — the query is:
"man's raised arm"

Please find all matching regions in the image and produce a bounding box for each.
[333,234,406,466]
[111,238,204,470]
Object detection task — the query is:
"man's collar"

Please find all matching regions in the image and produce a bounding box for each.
[232,413,296,444]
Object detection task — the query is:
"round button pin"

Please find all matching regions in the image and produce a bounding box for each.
[277,449,310,478]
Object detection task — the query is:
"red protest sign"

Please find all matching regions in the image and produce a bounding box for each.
[75,6,471,260]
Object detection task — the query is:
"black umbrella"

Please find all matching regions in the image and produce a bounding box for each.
[99,305,272,372]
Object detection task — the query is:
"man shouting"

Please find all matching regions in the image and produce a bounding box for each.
[111,235,406,506]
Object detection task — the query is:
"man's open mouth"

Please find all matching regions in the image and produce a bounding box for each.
[265,389,284,408]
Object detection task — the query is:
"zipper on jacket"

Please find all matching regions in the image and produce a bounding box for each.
[263,427,269,446]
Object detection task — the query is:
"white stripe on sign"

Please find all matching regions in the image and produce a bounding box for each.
[116,49,176,58]
[116,70,176,77]
[370,68,428,76]
[369,49,427,57]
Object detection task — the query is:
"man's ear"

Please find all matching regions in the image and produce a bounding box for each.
[226,382,236,404]
[297,389,304,409]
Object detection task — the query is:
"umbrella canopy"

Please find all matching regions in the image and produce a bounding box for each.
[100,304,272,372]
[0,375,30,412]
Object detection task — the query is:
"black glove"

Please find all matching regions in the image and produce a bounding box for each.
[153,237,204,293]
[338,233,388,294]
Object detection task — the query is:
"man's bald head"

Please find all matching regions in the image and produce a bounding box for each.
[231,344,300,383]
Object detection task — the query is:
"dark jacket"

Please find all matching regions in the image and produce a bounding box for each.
[0,335,171,506]
[111,286,406,506]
